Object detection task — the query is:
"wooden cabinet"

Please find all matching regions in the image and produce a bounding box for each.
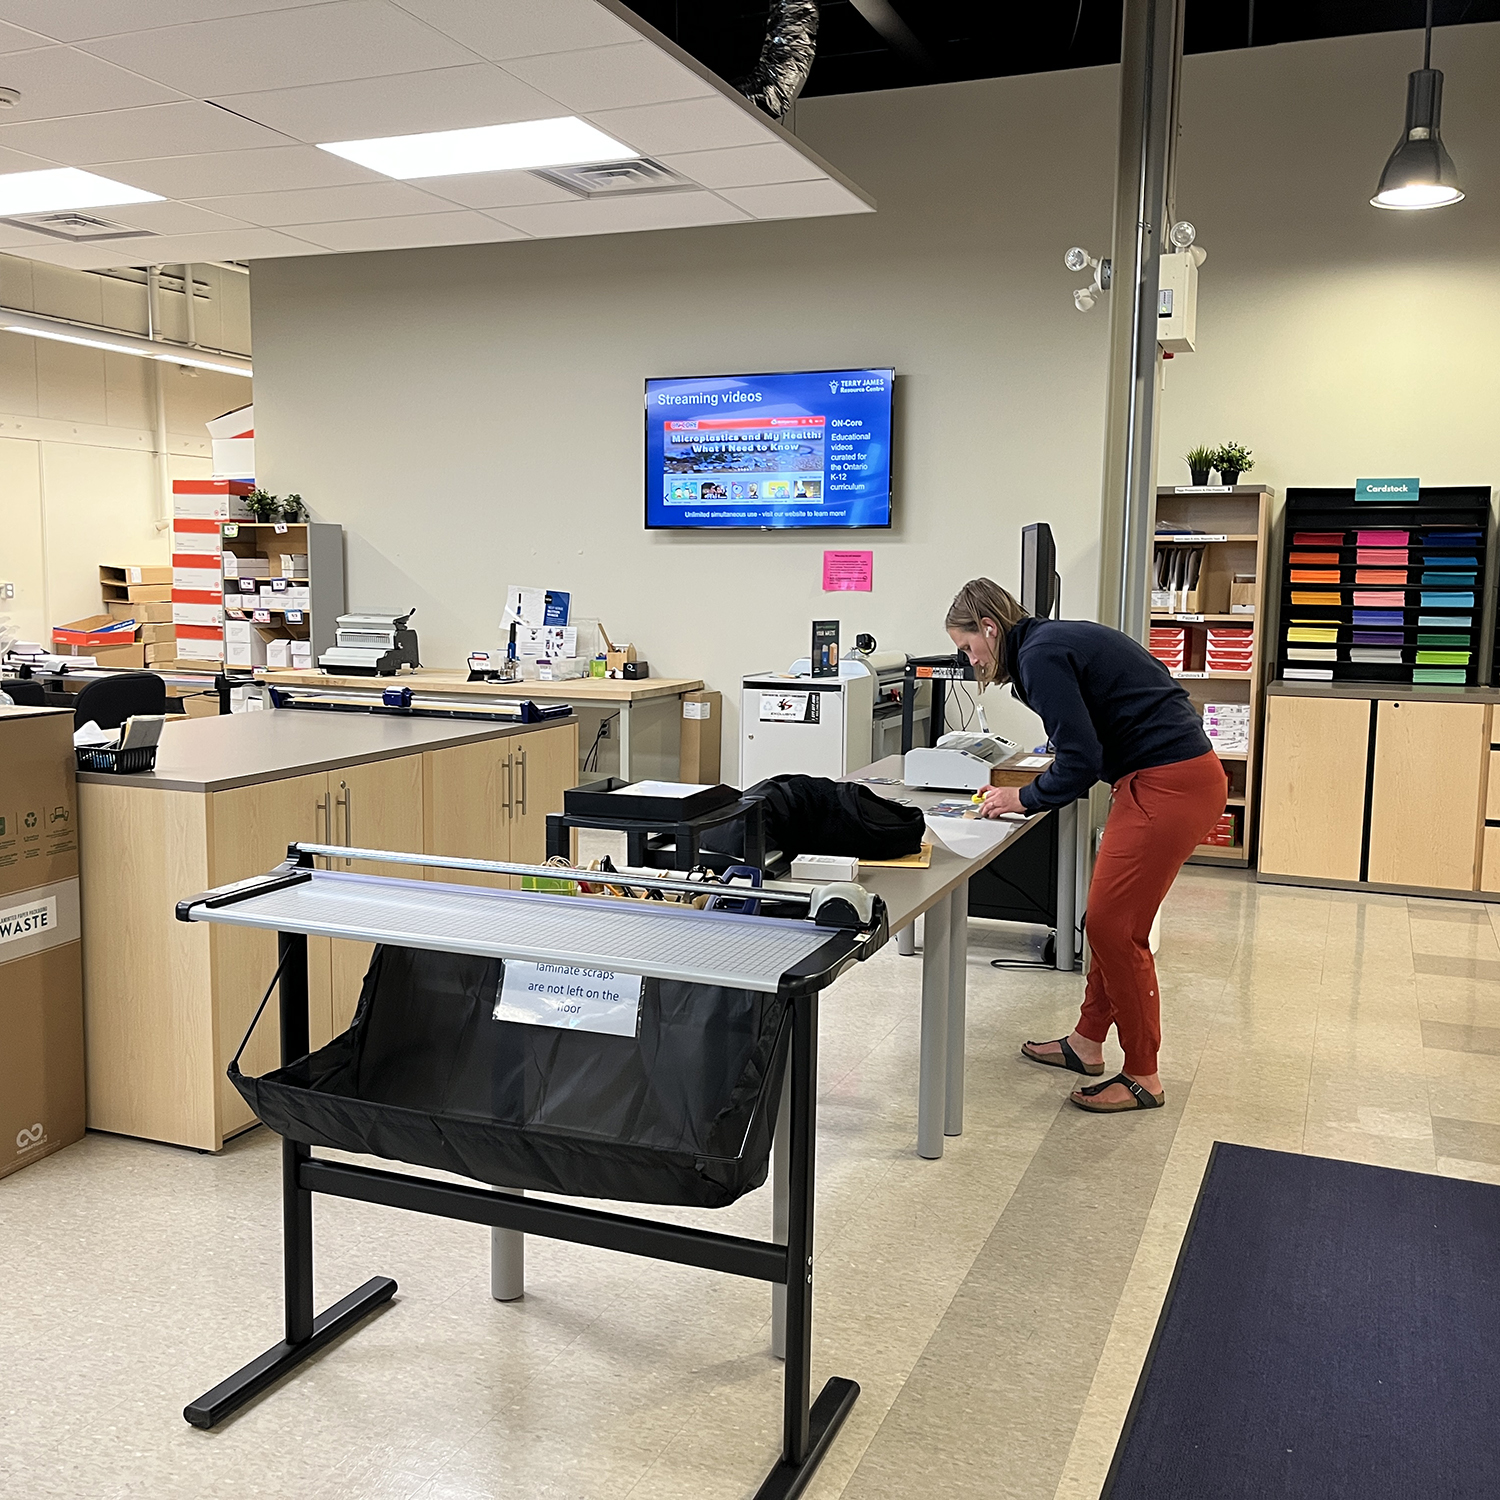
[1259,687,1493,895]
[327,755,426,1037]
[1367,700,1488,890]
[80,718,578,1150]
[1258,694,1370,881]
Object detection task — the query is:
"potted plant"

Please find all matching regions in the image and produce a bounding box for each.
[1213,442,1254,487]
[279,493,305,522]
[245,487,281,522]
[1185,445,1216,486]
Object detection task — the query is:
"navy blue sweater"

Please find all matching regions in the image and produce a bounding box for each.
[1005,617,1212,811]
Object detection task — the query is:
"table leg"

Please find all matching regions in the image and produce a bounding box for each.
[918,891,952,1159]
[490,1190,525,1302]
[944,879,969,1137]
[1055,801,1078,972]
[897,921,916,957]
[771,1069,790,1360]
[617,701,633,781]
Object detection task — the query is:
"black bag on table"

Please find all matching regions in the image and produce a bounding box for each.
[231,944,789,1210]
[704,773,924,863]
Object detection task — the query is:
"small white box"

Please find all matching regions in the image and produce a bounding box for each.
[225,633,267,667]
[791,853,860,882]
[266,639,291,668]
[289,640,313,668]
[211,437,255,480]
[278,554,309,576]
[223,619,253,644]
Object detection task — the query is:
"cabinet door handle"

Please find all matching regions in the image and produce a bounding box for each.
[315,792,329,861]
[502,753,513,815]
[336,780,351,865]
[518,747,527,815]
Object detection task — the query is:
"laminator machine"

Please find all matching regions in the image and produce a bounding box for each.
[175,844,888,1498]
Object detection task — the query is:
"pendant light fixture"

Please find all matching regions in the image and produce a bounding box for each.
[1371,0,1464,210]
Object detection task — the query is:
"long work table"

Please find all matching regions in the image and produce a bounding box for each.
[844,755,1065,1159]
[257,668,704,781]
[79,708,578,1150]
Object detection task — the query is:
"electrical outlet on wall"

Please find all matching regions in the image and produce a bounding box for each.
[0,581,14,599]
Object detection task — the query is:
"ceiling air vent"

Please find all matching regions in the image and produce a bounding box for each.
[4,212,150,242]
[532,158,694,199]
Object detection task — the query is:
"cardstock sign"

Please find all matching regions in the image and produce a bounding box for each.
[494,961,643,1037]
[1356,477,1420,502]
[822,550,873,592]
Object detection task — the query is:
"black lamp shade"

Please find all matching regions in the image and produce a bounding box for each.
[1372,68,1464,209]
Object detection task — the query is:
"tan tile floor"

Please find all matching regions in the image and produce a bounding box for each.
[4,866,1499,1499]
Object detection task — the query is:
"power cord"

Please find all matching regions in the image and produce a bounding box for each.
[582,712,620,774]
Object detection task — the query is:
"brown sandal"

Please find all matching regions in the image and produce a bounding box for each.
[1070,1073,1164,1113]
[1021,1036,1104,1077]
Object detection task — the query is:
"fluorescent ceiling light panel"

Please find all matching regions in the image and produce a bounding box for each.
[0,168,163,215]
[159,352,253,377]
[2,317,252,377]
[4,324,147,356]
[317,116,638,180]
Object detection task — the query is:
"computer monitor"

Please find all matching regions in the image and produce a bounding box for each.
[1021,522,1059,618]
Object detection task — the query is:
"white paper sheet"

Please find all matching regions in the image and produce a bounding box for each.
[923,812,1021,859]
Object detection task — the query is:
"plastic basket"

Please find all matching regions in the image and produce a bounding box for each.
[76,744,158,774]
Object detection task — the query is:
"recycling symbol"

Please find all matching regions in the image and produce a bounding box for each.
[24,811,37,829]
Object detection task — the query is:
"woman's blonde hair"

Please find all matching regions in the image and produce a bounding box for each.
[945,578,1029,686]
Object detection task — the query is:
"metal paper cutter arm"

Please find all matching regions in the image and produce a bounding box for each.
[174,844,887,1500]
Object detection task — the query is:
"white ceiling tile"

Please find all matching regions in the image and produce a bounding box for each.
[0,142,58,171]
[391,0,640,60]
[0,100,291,165]
[719,179,875,220]
[293,209,529,252]
[586,97,775,157]
[416,169,576,210]
[0,20,50,53]
[494,190,750,240]
[27,224,323,270]
[78,1,476,97]
[502,41,712,114]
[87,145,386,198]
[189,180,452,226]
[0,3,316,45]
[210,63,561,145]
[0,45,184,121]
[657,142,829,190]
[0,219,62,248]
[88,198,252,233]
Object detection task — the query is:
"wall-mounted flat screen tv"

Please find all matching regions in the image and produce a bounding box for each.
[644,367,894,530]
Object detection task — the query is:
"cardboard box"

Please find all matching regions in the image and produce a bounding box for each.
[679,690,722,785]
[145,642,178,664]
[100,581,173,604]
[183,693,221,718]
[54,614,138,649]
[606,643,637,674]
[211,437,254,480]
[99,563,171,588]
[1229,580,1258,614]
[989,751,1054,788]
[265,639,291,669]
[142,622,177,646]
[106,598,173,625]
[0,707,84,1180]
[172,478,253,520]
[51,620,146,670]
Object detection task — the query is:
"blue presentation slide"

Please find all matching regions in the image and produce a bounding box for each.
[644,368,893,529]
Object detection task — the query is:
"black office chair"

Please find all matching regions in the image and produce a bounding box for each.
[1,677,46,707]
[73,672,167,732]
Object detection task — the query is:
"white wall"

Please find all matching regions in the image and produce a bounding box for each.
[249,22,1500,758]
[0,257,252,646]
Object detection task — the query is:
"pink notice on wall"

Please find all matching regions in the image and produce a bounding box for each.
[823,550,874,592]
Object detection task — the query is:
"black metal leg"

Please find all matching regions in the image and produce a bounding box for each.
[182,931,396,1430]
[754,992,859,1499]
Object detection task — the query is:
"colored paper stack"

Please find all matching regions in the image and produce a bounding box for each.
[1206,625,1253,673]
[1149,625,1187,672]
[1202,809,1241,847]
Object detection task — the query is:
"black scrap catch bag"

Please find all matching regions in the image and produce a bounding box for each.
[705,774,924,862]
[231,945,790,1210]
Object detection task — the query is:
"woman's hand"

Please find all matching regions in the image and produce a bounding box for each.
[976,784,1026,818]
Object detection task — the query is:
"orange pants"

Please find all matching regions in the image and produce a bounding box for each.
[1075,750,1228,1077]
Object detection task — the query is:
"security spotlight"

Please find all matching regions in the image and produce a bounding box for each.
[1064,245,1110,312]
[1168,220,1196,249]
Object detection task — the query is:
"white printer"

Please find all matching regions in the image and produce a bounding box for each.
[904,732,1024,791]
[318,610,420,675]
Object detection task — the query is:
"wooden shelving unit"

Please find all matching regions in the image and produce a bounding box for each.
[220,520,345,668]
[1152,484,1275,868]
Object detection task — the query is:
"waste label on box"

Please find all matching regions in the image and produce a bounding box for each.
[0,895,57,947]
[493,961,642,1037]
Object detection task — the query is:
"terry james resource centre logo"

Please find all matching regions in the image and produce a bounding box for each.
[16,1123,46,1153]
